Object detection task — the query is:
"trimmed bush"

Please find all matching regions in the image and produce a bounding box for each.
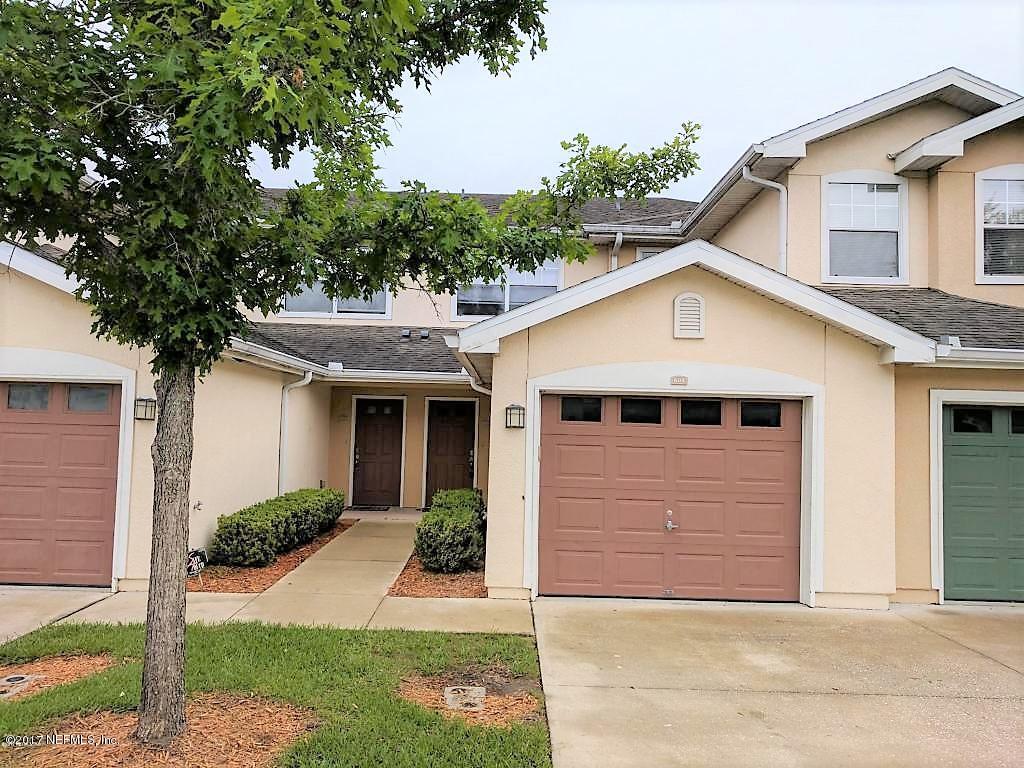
[209,488,345,567]
[414,488,486,573]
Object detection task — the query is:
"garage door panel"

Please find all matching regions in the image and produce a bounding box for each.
[540,395,802,601]
[0,381,118,586]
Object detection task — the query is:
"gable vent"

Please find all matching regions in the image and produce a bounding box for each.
[673,292,705,339]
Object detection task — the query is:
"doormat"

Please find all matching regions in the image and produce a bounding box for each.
[345,505,390,512]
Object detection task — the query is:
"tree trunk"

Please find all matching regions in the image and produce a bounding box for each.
[136,364,195,746]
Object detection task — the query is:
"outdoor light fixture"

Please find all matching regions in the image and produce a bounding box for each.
[505,403,526,429]
[134,397,157,421]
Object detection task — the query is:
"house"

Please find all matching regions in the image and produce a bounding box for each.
[1,67,1022,608]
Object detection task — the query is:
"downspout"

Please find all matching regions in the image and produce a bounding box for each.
[609,230,623,271]
[742,165,788,274]
[278,370,313,495]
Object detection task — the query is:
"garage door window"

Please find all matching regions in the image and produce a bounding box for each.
[7,383,49,411]
[740,401,782,428]
[680,399,722,426]
[1012,409,1024,434]
[560,396,602,422]
[68,384,112,413]
[620,398,662,424]
[952,407,993,433]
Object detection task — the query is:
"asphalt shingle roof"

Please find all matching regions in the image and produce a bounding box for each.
[822,287,1024,350]
[258,189,697,227]
[244,323,464,373]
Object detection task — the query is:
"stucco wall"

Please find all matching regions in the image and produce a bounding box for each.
[1,266,303,586]
[892,366,1024,603]
[282,381,332,492]
[326,384,491,508]
[712,186,780,270]
[483,265,897,607]
[930,124,1024,307]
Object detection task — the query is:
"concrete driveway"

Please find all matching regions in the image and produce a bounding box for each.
[0,588,109,643]
[535,599,1024,768]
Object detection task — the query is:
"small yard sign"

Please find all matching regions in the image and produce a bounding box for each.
[186,548,208,578]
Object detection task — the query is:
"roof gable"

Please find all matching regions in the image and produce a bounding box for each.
[456,240,937,363]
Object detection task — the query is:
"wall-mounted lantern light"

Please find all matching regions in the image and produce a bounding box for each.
[505,403,526,429]
[134,397,157,421]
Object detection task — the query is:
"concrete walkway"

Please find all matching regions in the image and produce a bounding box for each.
[58,519,532,635]
[535,599,1024,768]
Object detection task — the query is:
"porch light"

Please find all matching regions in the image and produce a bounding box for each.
[134,397,157,421]
[505,403,526,429]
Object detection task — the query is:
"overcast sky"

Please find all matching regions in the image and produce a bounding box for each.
[250,0,1024,203]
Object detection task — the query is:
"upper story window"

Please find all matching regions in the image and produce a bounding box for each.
[282,282,391,318]
[821,171,907,285]
[453,259,560,319]
[977,164,1024,284]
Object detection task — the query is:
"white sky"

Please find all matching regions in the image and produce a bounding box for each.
[250,0,1024,203]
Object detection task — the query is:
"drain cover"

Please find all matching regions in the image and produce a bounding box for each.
[0,674,40,699]
[443,685,485,712]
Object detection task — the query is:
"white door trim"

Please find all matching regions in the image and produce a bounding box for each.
[928,389,1024,603]
[0,347,137,591]
[421,396,480,508]
[349,394,408,507]
[522,361,825,606]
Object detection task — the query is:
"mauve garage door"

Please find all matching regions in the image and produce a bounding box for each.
[0,382,120,586]
[539,395,801,600]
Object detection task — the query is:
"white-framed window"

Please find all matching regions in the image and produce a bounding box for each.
[281,282,392,319]
[976,164,1024,284]
[821,170,908,285]
[453,259,561,320]
[635,247,666,261]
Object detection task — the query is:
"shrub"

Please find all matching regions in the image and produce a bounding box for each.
[415,488,486,573]
[208,488,345,567]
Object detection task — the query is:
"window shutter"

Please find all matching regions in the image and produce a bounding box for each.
[673,293,705,339]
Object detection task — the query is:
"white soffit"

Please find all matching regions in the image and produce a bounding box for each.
[893,98,1024,173]
[456,240,936,363]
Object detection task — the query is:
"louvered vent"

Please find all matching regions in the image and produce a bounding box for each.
[673,293,705,339]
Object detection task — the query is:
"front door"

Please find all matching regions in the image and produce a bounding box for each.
[352,398,404,506]
[425,400,476,504]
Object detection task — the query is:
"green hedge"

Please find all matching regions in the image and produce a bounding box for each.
[209,488,345,567]
[414,488,485,573]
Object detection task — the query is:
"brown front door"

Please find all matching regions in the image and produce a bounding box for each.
[352,398,404,506]
[539,394,801,601]
[425,400,476,504]
[0,381,120,586]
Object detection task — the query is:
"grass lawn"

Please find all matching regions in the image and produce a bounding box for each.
[0,622,550,767]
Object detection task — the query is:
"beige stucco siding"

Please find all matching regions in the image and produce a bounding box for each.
[483,265,898,607]
[326,384,490,508]
[712,186,780,270]
[280,381,332,493]
[892,366,1024,603]
[930,123,1024,307]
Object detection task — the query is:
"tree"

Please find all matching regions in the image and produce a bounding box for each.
[0,0,699,746]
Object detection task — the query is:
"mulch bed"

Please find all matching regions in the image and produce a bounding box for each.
[187,519,357,593]
[0,655,120,701]
[6,693,317,768]
[398,664,542,727]
[388,554,487,598]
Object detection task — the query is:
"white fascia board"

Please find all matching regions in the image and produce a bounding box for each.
[929,346,1024,368]
[3,242,79,294]
[762,68,1018,159]
[457,239,936,362]
[893,98,1024,173]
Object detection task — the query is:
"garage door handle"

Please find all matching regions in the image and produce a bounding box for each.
[665,520,679,531]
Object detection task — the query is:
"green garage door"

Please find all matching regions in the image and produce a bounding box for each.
[942,405,1024,601]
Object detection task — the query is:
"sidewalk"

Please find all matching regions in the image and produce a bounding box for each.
[60,519,533,635]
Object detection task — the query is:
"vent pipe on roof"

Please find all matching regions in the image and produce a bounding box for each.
[742,165,788,274]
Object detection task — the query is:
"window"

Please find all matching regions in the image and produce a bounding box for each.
[822,172,906,284]
[740,401,782,428]
[620,398,662,424]
[977,165,1024,283]
[952,407,993,434]
[283,282,389,317]
[635,247,665,261]
[1012,409,1024,435]
[68,384,111,413]
[7,383,49,411]
[680,399,721,426]
[454,260,560,318]
[561,396,602,422]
